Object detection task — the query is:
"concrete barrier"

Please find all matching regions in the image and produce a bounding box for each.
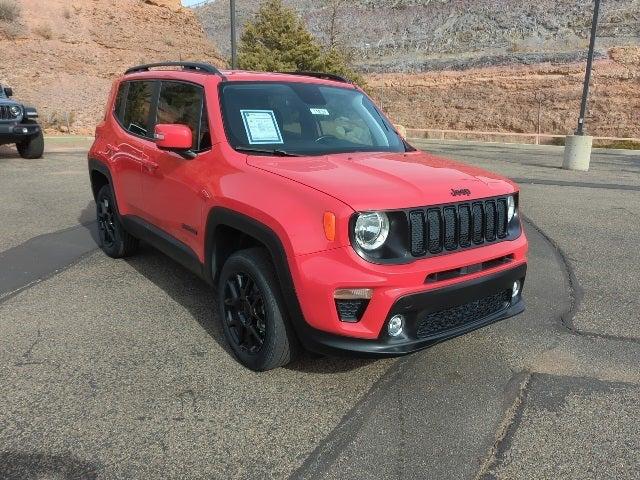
[563,135,593,171]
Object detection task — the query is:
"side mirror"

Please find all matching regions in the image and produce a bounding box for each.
[154,124,194,157]
[4,87,13,97]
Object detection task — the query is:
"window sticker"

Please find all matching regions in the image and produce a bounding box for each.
[310,108,330,116]
[240,109,284,144]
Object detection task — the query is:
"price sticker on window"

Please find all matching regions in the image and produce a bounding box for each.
[240,110,284,144]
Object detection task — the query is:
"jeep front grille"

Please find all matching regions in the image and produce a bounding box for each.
[0,105,17,121]
[408,196,510,257]
[415,289,511,338]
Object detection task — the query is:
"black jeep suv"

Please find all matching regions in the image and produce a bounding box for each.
[0,84,44,159]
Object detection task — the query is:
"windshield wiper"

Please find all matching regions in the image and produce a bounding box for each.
[234,146,301,157]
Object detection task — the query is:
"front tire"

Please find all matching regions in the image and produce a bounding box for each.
[16,129,44,159]
[96,184,138,258]
[218,248,299,371]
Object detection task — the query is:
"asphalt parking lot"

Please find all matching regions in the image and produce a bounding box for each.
[0,138,638,479]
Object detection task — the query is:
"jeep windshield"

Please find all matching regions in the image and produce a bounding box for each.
[220,82,408,156]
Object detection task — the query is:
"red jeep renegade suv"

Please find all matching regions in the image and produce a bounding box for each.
[88,62,528,371]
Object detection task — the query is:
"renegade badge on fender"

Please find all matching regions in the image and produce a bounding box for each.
[88,62,528,371]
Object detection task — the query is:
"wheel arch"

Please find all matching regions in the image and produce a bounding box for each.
[204,207,307,333]
[88,158,112,200]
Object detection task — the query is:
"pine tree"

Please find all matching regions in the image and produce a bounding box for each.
[238,0,363,85]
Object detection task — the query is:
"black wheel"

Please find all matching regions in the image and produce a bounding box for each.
[96,184,138,258]
[218,248,299,371]
[16,126,44,159]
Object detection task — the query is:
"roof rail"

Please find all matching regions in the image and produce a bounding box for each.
[279,71,351,83]
[125,62,225,79]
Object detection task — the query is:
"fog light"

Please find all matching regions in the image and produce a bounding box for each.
[512,280,521,298]
[22,128,28,134]
[388,315,404,337]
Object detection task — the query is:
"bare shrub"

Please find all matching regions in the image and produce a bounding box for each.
[0,20,20,39]
[0,0,20,22]
[33,23,53,39]
[44,111,76,133]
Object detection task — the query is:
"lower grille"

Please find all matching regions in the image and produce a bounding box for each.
[336,299,369,322]
[415,289,511,338]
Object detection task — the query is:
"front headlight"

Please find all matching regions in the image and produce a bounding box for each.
[9,105,21,117]
[354,212,390,251]
[507,195,516,222]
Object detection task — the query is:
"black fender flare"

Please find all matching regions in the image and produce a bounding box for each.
[88,158,114,199]
[204,207,308,335]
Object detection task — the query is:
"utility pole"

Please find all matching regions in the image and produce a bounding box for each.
[230,0,237,69]
[575,0,601,135]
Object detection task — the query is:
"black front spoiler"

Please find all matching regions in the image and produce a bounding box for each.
[298,263,527,357]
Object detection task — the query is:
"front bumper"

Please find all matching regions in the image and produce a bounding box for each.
[0,122,41,142]
[297,262,526,357]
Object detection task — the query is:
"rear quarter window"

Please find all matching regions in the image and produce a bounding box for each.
[113,82,128,123]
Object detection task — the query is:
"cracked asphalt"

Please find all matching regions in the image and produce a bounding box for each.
[0,138,638,479]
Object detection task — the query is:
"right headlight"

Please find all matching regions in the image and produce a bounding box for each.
[507,195,516,222]
[354,212,390,251]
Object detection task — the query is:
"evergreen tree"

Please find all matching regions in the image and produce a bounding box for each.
[238,0,363,85]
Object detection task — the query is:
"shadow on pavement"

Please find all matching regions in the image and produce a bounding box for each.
[125,243,375,374]
[0,451,101,480]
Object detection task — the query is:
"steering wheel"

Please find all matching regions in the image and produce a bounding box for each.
[315,134,339,144]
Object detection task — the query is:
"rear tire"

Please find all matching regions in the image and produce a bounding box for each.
[16,129,44,159]
[218,248,299,371]
[96,184,138,258]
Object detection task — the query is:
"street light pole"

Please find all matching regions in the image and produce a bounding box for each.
[575,0,601,135]
[230,0,237,69]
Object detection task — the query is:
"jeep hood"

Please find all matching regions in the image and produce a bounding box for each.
[247,151,518,211]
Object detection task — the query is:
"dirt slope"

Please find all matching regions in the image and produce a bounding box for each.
[368,46,640,139]
[0,0,224,134]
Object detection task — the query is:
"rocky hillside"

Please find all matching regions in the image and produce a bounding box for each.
[0,0,224,134]
[367,46,640,139]
[196,0,640,71]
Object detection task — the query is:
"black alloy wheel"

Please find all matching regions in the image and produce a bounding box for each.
[95,184,138,258]
[223,272,267,354]
[217,248,298,371]
[97,196,117,249]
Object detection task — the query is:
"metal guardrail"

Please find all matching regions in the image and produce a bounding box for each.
[405,128,640,146]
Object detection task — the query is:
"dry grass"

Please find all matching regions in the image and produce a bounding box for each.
[33,23,53,39]
[0,0,20,22]
[44,111,77,133]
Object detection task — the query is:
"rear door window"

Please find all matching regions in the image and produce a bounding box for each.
[156,81,210,152]
[122,81,155,138]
